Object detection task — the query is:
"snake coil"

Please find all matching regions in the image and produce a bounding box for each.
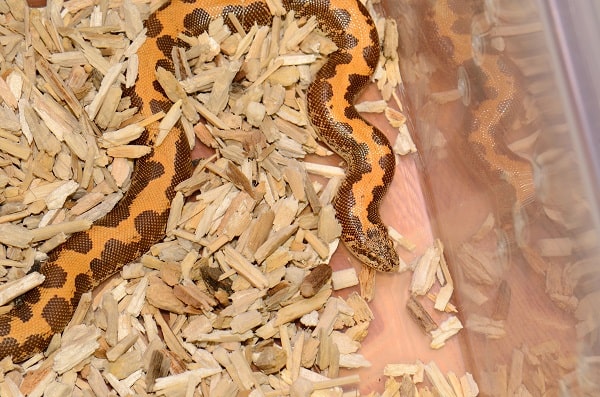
[0,0,399,362]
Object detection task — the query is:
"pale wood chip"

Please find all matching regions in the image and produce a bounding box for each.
[411,245,441,295]
[156,99,182,146]
[100,124,145,147]
[355,100,388,113]
[300,263,332,298]
[338,353,371,369]
[303,229,330,259]
[95,85,123,129]
[254,223,299,263]
[384,362,423,377]
[430,316,465,348]
[345,292,374,323]
[146,279,186,314]
[30,219,92,242]
[406,296,438,334]
[53,325,101,374]
[0,223,34,248]
[45,180,79,210]
[275,288,331,326]
[152,308,191,362]
[106,333,139,362]
[492,280,511,321]
[358,265,377,302]
[253,345,287,375]
[0,136,30,160]
[37,57,83,117]
[230,310,263,334]
[66,292,92,331]
[222,245,269,289]
[457,243,504,285]
[87,62,124,119]
[465,313,506,339]
[77,192,123,222]
[431,241,455,312]
[153,367,221,394]
[461,373,480,397]
[0,272,45,306]
[388,225,416,252]
[0,76,18,109]
[425,361,457,397]
[106,144,152,158]
[173,282,217,311]
[394,123,417,155]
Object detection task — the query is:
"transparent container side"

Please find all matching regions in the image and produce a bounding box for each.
[536,0,600,228]
[385,0,600,395]
[536,1,600,394]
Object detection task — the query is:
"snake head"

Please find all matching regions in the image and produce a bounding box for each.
[346,227,399,272]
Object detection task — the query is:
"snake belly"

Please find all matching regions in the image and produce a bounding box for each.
[0,0,398,362]
[422,0,535,221]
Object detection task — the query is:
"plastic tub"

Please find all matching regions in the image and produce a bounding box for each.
[353,0,600,394]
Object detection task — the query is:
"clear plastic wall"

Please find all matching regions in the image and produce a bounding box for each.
[381,0,600,395]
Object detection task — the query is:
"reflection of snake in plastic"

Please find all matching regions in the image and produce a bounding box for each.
[0,0,399,363]
[423,0,536,223]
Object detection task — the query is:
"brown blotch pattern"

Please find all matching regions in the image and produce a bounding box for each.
[0,316,10,336]
[362,27,380,69]
[371,125,391,147]
[243,2,273,29]
[41,296,73,333]
[152,79,169,100]
[313,52,353,82]
[95,159,165,228]
[145,13,164,37]
[484,85,500,100]
[123,85,144,111]
[168,133,193,199]
[40,263,68,289]
[183,8,212,36]
[72,273,93,308]
[156,59,175,75]
[436,35,456,61]
[451,17,471,35]
[0,338,18,356]
[66,232,94,254]
[21,334,52,358]
[90,239,141,281]
[134,209,170,248]
[10,301,33,324]
[150,98,173,114]
[156,35,184,59]
[343,73,371,120]
[462,59,489,105]
[221,2,272,31]
[331,8,351,29]
[22,285,41,305]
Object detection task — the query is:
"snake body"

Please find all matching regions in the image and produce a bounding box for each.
[0,0,398,362]
[423,0,535,220]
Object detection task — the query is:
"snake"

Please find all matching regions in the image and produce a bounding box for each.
[421,0,535,223]
[0,0,399,362]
